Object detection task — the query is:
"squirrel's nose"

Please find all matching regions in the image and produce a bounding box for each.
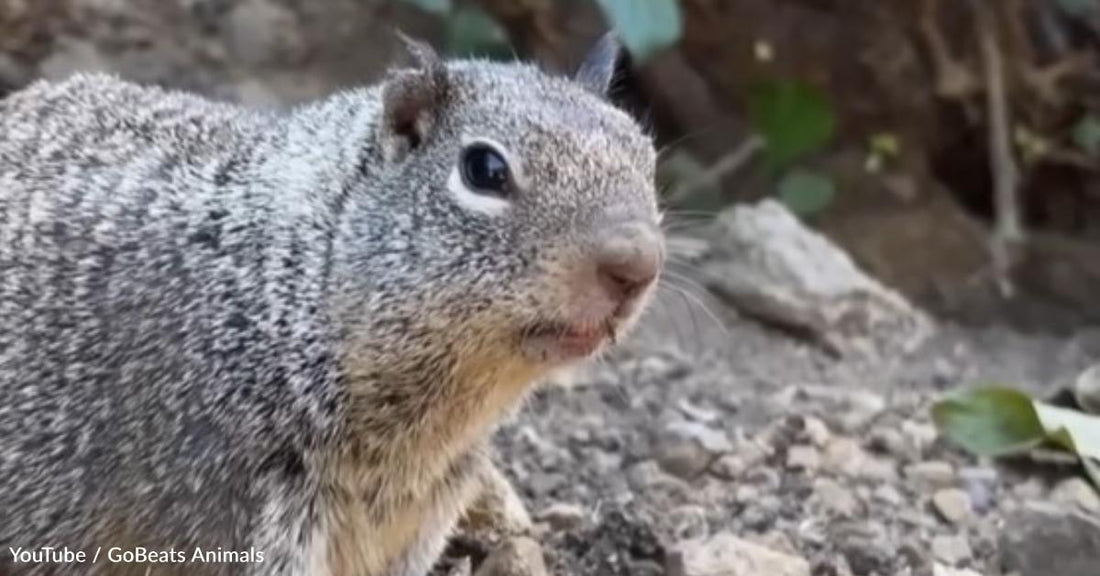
[594,221,664,305]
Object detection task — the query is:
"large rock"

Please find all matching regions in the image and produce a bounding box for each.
[666,533,811,576]
[696,200,932,358]
[999,501,1100,576]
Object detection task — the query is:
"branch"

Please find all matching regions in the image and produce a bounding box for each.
[972,0,1023,297]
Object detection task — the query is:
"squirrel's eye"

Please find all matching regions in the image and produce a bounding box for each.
[460,144,511,197]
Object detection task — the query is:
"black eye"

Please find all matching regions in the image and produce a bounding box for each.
[461,144,511,196]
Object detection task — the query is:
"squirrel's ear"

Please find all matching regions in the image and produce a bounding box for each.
[574,32,622,96]
[382,33,449,163]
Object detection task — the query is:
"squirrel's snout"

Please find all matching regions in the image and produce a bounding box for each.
[593,221,664,310]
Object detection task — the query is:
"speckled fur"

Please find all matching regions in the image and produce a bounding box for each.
[0,40,657,576]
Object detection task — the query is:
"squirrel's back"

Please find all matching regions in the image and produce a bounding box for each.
[0,75,342,571]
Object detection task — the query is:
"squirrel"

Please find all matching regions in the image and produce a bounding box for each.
[0,32,663,576]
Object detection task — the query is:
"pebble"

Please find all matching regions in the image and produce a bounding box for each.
[873,484,904,507]
[821,437,868,478]
[803,416,832,447]
[901,420,939,454]
[904,461,955,487]
[666,533,811,576]
[786,445,821,471]
[535,502,587,531]
[931,534,972,565]
[475,537,548,576]
[656,421,734,479]
[1074,363,1100,414]
[870,426,915,460]
[708,454,747,480]
[668,505,710,540]
[1049,476,1100,513]
[812,477,860,517]
[932,564,982,576]
[834,522,893,575]
[932,489,973,524]
[627,460,686,491]
[958,466,998,514]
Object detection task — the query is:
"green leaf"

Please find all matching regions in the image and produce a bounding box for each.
[1071,114,1100,155]
[932,387,1047,457]
[593,0,682,63]
[776,169,836,216]
[747,80,836,171]
[933,386,1100,486]
[401,0,452,15]
[445,7,510,59]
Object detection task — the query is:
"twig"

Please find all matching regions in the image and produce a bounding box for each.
[972,0,1024,298]
[666,135,765,206]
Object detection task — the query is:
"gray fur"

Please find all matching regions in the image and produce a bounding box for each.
[0,41,658,576]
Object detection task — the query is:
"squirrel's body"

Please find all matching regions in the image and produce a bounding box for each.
[0,37,662,576]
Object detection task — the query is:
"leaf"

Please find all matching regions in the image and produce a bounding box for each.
[1071,114,1100,156]
[747,80,836,171]
[933,386,1100,486]
[445,7,510,59]
[593,0,682,64]
[401,0,452,15]
[932,387,1047,457]
[776,169,836,216]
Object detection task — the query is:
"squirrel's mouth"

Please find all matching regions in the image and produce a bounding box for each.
[521,320,616,363]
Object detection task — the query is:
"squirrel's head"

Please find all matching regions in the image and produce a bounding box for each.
[339,34,663,382]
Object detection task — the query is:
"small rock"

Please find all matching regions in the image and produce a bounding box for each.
[932,489,973,524]
[678,398,720,423]
[870,426,914,460]
[744,466,781,491]
[1013,478,1045,500]
[932,564,982,576]
[786,445,821,471]
[812,477,860,517]
[734,485,759,504]
[873,484,904,507]
[931,534,972,565]
[627,460,687,492]
[901,420,939,455]
[958,467,998,514]
[1074,363,1100,414]
[669,505,710,540]
[1000,501,1100,576]
[904,461,955,488]
[803,417,832,447]
[821,437,868,478]
[836,391,888,433]
[666,533,811,576]
[657,421,733,479]
[709,454,748,480]
[535,502,586,531]
[446,557,474,576]
[835,522,894,575]
[475,537,548,576]
[1050,477,1100,514]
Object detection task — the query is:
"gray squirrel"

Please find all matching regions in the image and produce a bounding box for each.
[0,32,662,576]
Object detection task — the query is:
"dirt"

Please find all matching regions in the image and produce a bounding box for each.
[479,286,1099,575]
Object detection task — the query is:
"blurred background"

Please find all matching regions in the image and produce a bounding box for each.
[3,0,1100,335]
